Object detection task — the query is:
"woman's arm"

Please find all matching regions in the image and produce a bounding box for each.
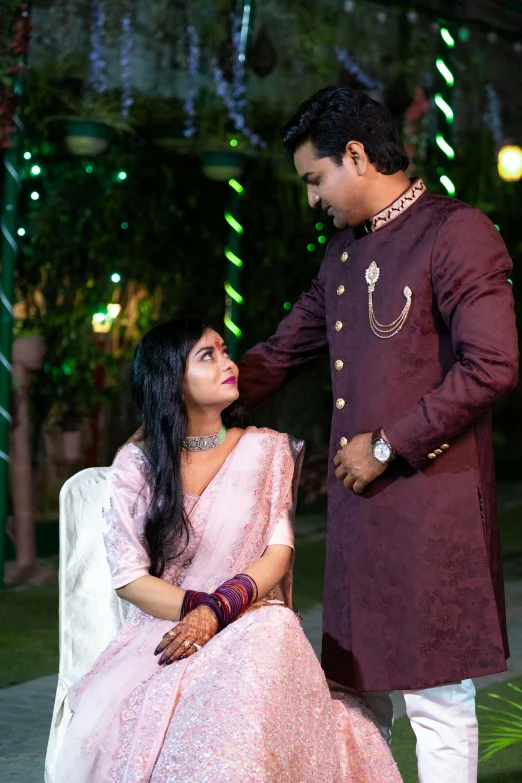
[243,544,293,599]
[116,576,185,622]
[118,542,292,620]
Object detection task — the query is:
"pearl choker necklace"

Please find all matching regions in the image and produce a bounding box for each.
[182,425,227,452]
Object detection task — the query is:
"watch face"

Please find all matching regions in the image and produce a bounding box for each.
[373,439,392,463]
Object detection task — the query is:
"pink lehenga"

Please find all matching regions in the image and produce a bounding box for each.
[55,426,402,783]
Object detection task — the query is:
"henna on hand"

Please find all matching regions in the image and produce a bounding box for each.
[155,605,218,665]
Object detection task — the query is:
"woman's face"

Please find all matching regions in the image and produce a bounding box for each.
[183,329,239,412]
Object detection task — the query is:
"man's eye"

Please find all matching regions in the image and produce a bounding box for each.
[311,179,320,186]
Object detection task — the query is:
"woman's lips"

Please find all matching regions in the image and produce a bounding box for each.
[222,376,237,385]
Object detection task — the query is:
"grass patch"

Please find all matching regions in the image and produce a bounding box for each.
[0,586,58,688]
[293,513,326,613]
[499,506,522,559]
[391,676,522,783]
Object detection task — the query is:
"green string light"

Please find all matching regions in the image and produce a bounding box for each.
[117,170,127,181]
[307,243,315,252]
[225,248,243,267]
[224,212,244,234]
[318,235,326,244]
[85,165,94,174]
[30,191,39,201]
[440,28,455,48]
[228,178,244,194]
[435,58,454,87]
[30,165,41,176]
[23,151,31,160]
[435,133,455,159]
[434,94,454,123]
[111,272,121,283]
[284,301,292,311]
[121,221,129,229]
[494,224,500,231]
[224,316,242,339]
[230,139,238,147]
[439,175,456,196]
[315,222,324,230]
[224,282,244,304]
[224,177,245,352]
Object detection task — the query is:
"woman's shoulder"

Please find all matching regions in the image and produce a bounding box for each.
[110,442,150,482]
[244,426,305,455]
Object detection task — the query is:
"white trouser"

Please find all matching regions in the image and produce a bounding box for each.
[362,679,478,783]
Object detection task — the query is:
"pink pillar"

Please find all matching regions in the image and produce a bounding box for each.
[10,336,45,573]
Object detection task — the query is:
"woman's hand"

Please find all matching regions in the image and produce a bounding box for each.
[154,605,218,665]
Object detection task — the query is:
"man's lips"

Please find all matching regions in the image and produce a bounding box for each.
[222,376,237,385]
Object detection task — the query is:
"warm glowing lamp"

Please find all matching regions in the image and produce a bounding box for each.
[498,145,522,182]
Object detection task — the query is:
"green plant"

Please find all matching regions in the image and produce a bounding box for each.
[478,683,522,763]
[57,93,135,134]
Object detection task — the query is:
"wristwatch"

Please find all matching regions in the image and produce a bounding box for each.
[371,429,396,465]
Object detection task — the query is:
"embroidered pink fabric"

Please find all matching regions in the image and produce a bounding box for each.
[55,427,402,783]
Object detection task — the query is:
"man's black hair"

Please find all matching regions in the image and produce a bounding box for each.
[281,86,409,175]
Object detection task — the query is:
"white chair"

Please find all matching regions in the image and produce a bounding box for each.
[45,467,129,783]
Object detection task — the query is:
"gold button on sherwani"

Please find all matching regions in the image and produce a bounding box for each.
[335,360,344,370]
[337,285,345,296]
[434,449,443,455]
[336,398,345,409]
[340,437,348,447]
[335,321,343,331]
[441,444,450,450]
[341,252,348,262]
[427,452,437,459]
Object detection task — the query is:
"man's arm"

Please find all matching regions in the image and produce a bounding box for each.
[384,208,519,470]
[238,258,328,408]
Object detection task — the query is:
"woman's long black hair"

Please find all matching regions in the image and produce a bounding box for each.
[131,318,248,578]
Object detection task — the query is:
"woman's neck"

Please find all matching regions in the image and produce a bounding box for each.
[186,411,223,438]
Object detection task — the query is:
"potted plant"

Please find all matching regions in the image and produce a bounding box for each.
[57,93,134,156]
[44,403,85,475]
[131,94,194,153]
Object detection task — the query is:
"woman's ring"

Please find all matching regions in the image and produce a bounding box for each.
[183,639,191,649]
[167,630,176,637]
[193,642,202,651]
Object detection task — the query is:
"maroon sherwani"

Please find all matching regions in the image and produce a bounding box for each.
[238,179,519,692]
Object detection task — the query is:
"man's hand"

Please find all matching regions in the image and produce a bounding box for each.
[154,605,218,665]
[333,433,388,494]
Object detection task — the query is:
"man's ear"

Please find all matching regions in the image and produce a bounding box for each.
[345,141,368,175]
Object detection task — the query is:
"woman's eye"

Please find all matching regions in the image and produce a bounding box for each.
[312,179,320,187]
[201,351,213,361]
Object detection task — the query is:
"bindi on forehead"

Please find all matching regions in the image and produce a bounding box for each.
[214,338,222,350]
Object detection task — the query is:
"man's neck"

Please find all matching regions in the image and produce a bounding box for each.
[365,171,412,222]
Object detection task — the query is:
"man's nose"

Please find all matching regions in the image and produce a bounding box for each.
[308,188,320,209]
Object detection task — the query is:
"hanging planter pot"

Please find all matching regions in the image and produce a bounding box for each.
[12,335,45,371]
[201,150,246,182]
[44,429,83,471]
[63,119,113,156]
[152,122,193,153]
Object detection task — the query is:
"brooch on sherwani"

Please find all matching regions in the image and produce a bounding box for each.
[365,261,412,339]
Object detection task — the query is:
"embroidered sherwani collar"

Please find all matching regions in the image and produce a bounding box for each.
[370,178,426,232]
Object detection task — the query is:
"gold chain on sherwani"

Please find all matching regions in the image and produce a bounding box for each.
[365,261,412,339]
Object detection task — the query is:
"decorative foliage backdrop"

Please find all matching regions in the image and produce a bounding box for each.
[3,0,521,489]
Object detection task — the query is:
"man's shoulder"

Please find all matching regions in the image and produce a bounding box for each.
[423,192,492,232]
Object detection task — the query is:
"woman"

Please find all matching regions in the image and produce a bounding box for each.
[55,318,402,783]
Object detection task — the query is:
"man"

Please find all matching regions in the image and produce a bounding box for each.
[238,86,519,783]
